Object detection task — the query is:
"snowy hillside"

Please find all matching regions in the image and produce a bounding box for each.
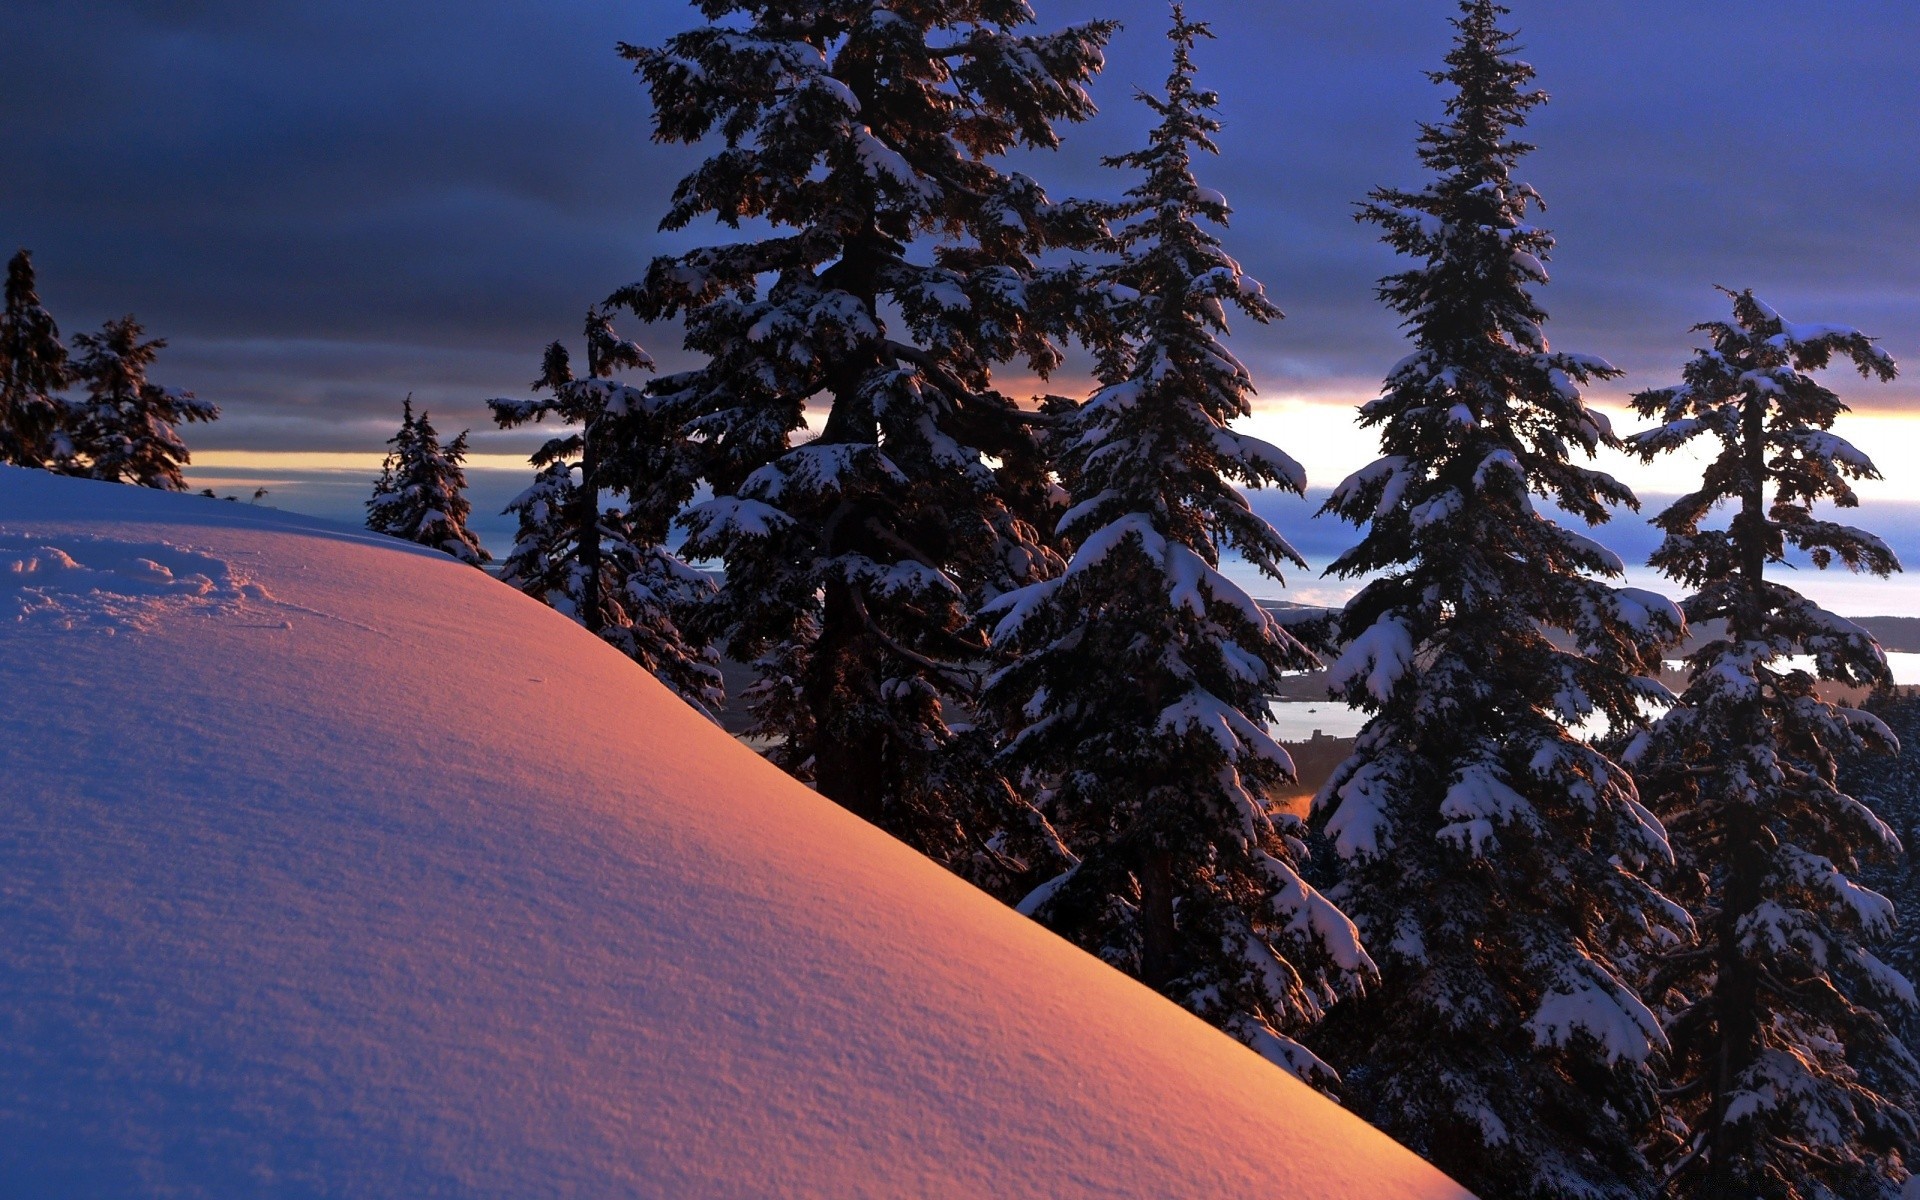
[0,466,1469,1198]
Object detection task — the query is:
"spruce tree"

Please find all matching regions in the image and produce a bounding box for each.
[1843,686,1920,1078]
[366,397,491,567]
[491,311,723,717]
[614,0,1110,885]
[65,315,217,490]
[1312,4,1683,1192]
[0,250,72,469]
[1626,290,1917,1198]
[983,8,1372,1084]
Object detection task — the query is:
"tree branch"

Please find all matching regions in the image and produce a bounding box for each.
[846,585,980,692]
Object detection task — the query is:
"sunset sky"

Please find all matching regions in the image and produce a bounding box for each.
[8,1,1920,579]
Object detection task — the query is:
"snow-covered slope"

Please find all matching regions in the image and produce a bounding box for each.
[0,466,1470,1199]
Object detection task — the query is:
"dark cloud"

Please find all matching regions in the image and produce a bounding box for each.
[5,0,1919,455]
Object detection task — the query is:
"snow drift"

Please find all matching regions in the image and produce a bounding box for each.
[0,466,1470,1199]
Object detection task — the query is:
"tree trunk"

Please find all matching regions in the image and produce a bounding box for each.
[1705,380,1773,1193]
[803,216,889,824]
[579,417,602,635]
[808,575,885,824]
[1139,847,1178,989]
[1705,807,1765,1194]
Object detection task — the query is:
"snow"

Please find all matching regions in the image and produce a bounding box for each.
[852,125,933,200]
[1789,428,1876,473]
[1610,587,1684,637]
[1330,455,1415,518]
[1470,448,1523,492]
[1255,852,1376,976]
[0,530,271,631]
[1212,427,1308,493]
[1437,764,1539,856]
[1526,976,1666,1064]
[1328,616,1415,704]
[1157,687,1296,774]
[1320,756,1399,863]
[1060,513,1270,630]
[741,441,907,502]
[0,467,1471,1199]
[683,494,794,539]
[1015,864,1079,918]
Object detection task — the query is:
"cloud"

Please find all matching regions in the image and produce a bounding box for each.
[6,0,1920,454]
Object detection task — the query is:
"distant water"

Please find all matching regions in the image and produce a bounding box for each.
[184,465,1920,619]
[1269,701,1369,741]
[1226,488,1920,619]
[1271,653,1920,744]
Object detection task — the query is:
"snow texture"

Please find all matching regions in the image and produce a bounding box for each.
[0,529,273,632]
[0,467,1471,1200]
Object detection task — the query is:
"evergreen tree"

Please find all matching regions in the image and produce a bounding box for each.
[983,8,1371,1084]
[1842,687,1920,1052]
[366,397,491,567]
[1312,4,1683,1193]
[1626,290,1917,1198]
[491,311,723,717]
[615,0,1110,886]
[65,315,216,490]
[0,250,72,469]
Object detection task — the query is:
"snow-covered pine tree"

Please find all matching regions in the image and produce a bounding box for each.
[491,311,723,717]
[982,7,1372,1085]
[0,250,72,469]
[1841,686,1920,1052]
[1626,290,1917,1198]
[1312,4,1684,1193]
[366,397,491,567]
[64,315,217,490]
[614,0,1111,887]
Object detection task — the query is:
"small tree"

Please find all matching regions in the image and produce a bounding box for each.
[367,397,491,567]
[65,315,216,490]
[1627,290,1918,1198]
[1312,4,1683,1193]
[0,250,72,469]
[984,8,1371,1084]
[492,311,723,716]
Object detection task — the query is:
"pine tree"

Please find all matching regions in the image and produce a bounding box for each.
[1311,4,1683,1192]
[1626,290,1917,1198]
[65,315,217,490]
[982,8,1372,1084]
[1842,687,1920,1052]
[614,0,1111,886]
[0,250,72,469]
[366,397,491,567]
[491,311,723,717]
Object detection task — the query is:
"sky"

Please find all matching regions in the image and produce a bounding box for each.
[6,0,1920,602]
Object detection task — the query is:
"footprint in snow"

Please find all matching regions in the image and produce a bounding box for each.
[0,531,278,634]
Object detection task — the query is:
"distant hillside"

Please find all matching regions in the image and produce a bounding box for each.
[1856,616,1920,653]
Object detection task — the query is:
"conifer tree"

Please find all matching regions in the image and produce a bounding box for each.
[614,0,1110,884]
[0,250,72,469]
[1626,291,1917,1198]
[1312,4,1683,1192]
[1843,686,1920,1071]
[983,8,1371,1083]
[366,397,491,567]
[491,311,723,716]
[65,315,216,490]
